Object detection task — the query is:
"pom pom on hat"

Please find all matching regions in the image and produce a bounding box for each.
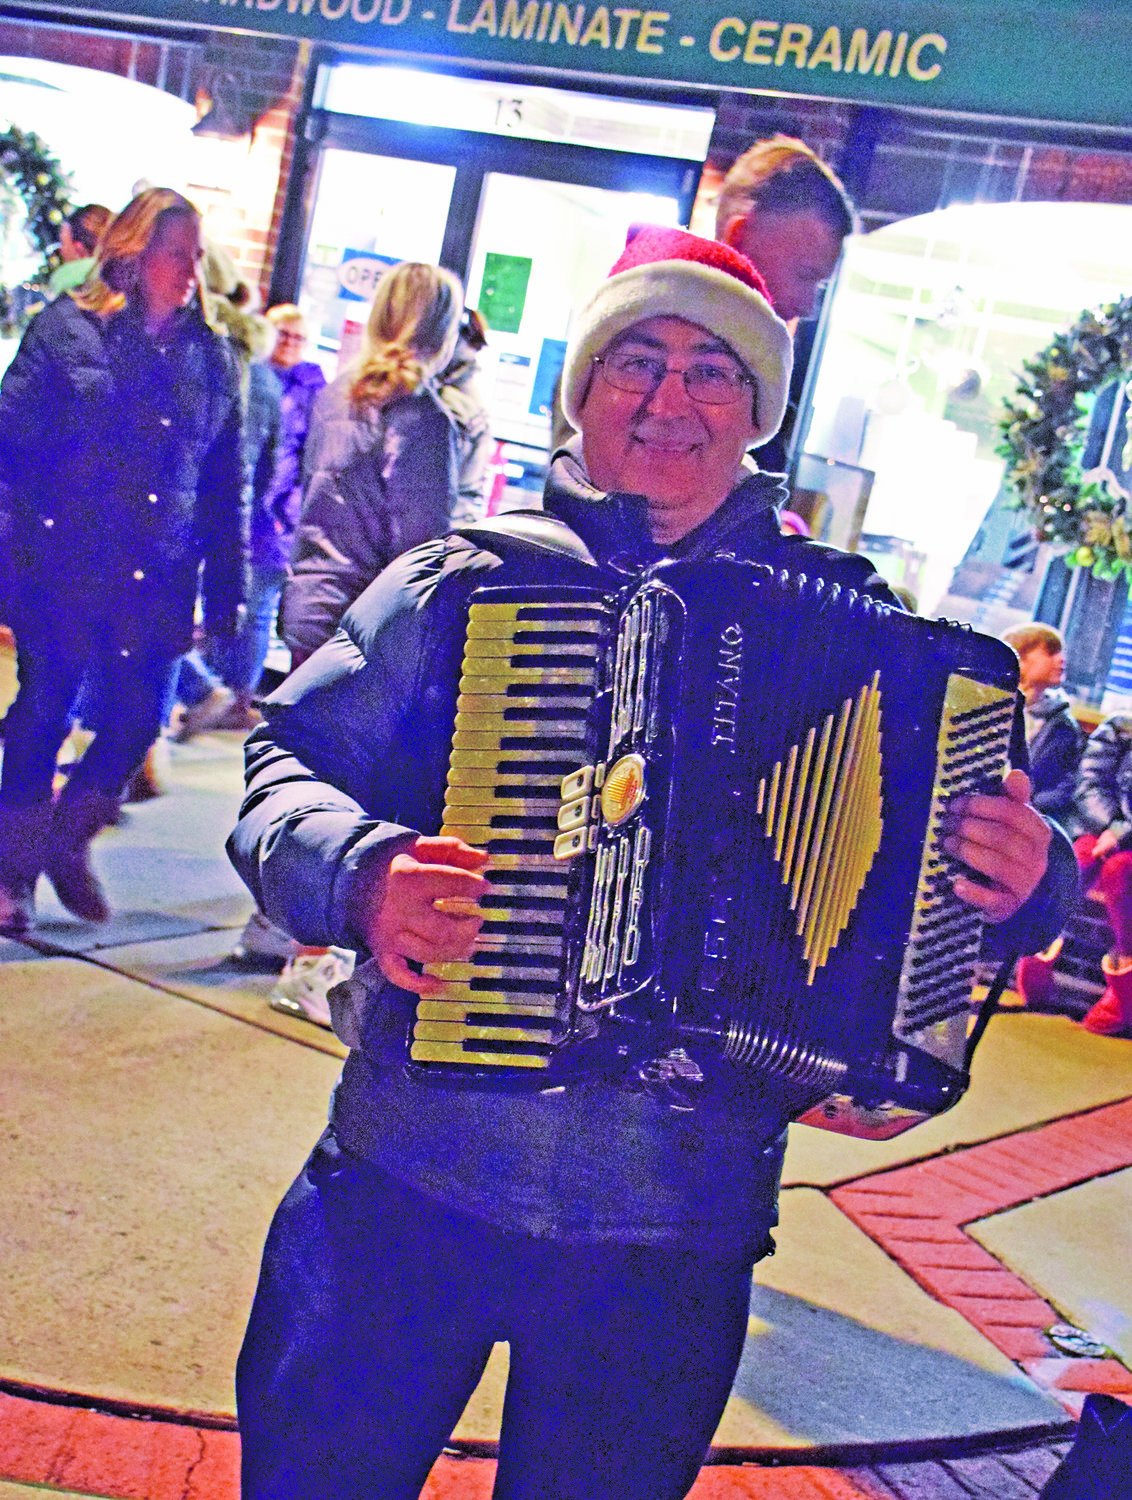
[561,224,792,444]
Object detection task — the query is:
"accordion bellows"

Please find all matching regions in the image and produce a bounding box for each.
[413,558,1019,1138]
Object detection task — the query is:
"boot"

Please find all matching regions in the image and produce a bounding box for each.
[1081,952,1132,1038]
[121,741,169,804]
[0,803,50,935]
[1015,936,1064,1009]
[42,789,120,923]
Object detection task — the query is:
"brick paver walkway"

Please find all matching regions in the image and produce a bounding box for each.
[7,1099,1129,1497]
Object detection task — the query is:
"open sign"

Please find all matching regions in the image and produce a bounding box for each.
[338,250,396,303]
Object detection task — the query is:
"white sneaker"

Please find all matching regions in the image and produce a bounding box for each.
[232,910,293,971]
[269,946,355,1029]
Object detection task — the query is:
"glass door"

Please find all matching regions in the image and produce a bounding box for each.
[298,148,457,372]
[465,172,682,453]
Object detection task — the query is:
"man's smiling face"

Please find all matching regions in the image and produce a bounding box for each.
[579,317,760,544]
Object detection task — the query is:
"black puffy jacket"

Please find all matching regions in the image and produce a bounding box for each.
[1075,715,1132,846]
[0,294,244,652]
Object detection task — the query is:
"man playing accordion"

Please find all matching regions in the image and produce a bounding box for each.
[229,227,1074,1500]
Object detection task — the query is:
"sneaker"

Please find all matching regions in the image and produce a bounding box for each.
[232,910,293,971]
[269,946,355,1029]
[172,686,235,743]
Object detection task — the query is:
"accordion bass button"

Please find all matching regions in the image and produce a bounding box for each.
[561,766,595,800]
[554,828,587,860]
[558,796,590,832]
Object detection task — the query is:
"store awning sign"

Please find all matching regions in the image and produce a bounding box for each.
[31,1,1132,127]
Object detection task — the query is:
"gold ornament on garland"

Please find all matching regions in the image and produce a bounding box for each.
[999,294,1132,582]
[0,125,72,335]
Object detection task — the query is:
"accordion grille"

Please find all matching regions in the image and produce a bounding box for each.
[758,672,884,983]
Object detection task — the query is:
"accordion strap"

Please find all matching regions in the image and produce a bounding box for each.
[453,511,597,567]
[964,954,1018,1072]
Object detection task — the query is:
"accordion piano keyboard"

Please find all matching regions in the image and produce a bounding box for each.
[414,594,611,1069]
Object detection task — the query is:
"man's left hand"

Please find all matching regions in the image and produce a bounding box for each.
[944,768,1051,923]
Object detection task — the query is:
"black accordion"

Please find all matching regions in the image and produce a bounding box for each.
[408,557,1019,1137]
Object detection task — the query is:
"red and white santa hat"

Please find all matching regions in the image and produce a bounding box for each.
[561,224,793,444]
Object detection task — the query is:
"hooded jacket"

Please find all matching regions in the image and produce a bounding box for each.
[229,446,1074,1250]
[279,373,459,661]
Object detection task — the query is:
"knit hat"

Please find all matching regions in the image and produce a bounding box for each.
[561,224,793,443]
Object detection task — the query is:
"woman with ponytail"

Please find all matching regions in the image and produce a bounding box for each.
[279,261,463,666]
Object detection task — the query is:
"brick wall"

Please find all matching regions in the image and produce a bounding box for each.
[187,32,309,299]
[0,16,307,301]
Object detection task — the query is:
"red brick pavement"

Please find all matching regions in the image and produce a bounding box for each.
[831,1097,1132,1415]
[0,1389,1072,1499]
[4,1100,1126,1498]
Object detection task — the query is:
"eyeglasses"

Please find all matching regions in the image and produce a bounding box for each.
[594,349,753,406]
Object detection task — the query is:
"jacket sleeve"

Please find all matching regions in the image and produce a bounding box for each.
[0,311,56,522]
[1074,719,1132,842]
[197,354,247,635]
[1031,717,1084,820]
[228,537,481,948]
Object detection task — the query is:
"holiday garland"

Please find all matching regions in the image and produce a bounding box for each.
[0,126,71,335]
[999,293,1132,581]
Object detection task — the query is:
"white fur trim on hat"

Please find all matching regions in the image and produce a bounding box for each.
[561,259,792,442]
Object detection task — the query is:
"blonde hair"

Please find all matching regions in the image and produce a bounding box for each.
[266,302,305,331]
[349,262,463,415]
[715,135,855,241]
[73,188,199,319]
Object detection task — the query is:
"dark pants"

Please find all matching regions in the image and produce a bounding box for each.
[0,616,179,805]
[237,1131,759,1500]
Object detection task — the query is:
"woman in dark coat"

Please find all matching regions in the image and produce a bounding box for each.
[0,187,244,932]
[280,261,462,666]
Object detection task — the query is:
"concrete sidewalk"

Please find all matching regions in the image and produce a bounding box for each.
[1,729,1128,1497]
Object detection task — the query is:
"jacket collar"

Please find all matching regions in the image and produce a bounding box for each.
[1028,687,1073,721]
[543,436,789,570]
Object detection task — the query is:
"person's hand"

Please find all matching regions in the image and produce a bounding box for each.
[363,835,490,995]
[944,768,1051,923]
[1093,826,1122,859]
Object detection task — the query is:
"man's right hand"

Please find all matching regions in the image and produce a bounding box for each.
[364,835,489,995]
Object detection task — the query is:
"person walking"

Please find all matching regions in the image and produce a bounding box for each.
[268,261,463,1023]
[172,245,284,742]
[438,306,492,524]
[279,260,463,666]
[0,188,244,931]
[229,303,328,973]
[47,203,112,299]
[715,134,855,473]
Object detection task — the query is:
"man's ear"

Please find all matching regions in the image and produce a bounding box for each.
[719,214,749,251]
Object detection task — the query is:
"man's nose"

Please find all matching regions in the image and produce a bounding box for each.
[642,367,696,414]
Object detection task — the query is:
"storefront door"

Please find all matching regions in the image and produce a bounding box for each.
[291,81,707,469]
